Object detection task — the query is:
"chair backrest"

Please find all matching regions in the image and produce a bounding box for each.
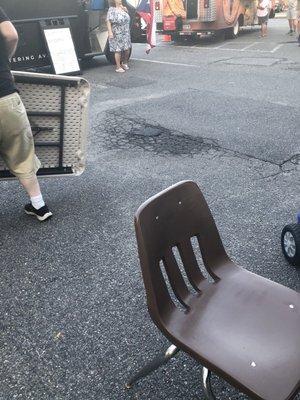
[134,181,232,328]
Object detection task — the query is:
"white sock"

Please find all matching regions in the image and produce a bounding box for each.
[30,194,45,210]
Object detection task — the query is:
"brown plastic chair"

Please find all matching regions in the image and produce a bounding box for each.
[126,181,300,400]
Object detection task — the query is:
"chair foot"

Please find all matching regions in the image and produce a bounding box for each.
[202,367,216,399]
[125,344,179,389]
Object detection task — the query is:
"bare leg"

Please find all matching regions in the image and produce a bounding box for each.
[123,49,131,64]
[293,19,297,31]
[19,175,41,198]
[114,52,122,69]
[263,22,268,36]
[20,175,52,220]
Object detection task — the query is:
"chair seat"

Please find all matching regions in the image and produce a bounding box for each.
[168,267,300,400]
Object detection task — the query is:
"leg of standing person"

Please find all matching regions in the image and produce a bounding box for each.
[114,51,124,72]
[20,175,52,221]
[293,17,297,31]
[287,7,293,33]
[259,20,263,36]
[19,175,42,201]
[290,18,294,32]
[121,48,131,69]
[260,21,266,36]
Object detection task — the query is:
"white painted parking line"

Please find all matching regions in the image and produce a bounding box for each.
[214,42,230,49]
[217,47,271,53]
[162,44,271,52]
[134,41,285,54]
[131,58,201,68]
[166,44,220,50]
[270,44,284,53]
[240,42,260,51]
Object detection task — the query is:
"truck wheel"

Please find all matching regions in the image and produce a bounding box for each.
[281,224,300,266]
[225,19,240,39]
[105,47,132,65]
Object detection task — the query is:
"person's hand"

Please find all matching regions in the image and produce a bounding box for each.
[109,32,114,39]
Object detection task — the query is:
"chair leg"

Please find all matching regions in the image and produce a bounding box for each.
[125,344,179,389]
[202,367,216,399]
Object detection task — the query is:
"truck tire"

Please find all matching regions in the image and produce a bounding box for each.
[105,47,132,65]
[225,19,240,39]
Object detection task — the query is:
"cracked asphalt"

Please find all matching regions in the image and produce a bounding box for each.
[0,16,299,400]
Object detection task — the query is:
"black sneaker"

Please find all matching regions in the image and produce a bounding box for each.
[24,203,53,222]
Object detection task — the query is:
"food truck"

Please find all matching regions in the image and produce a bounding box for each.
[155,0,275,39]
[1,0,135,70]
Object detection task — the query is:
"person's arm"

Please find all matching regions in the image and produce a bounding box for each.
[106,8,114,39]
[0,21,18,60]
[107,19,114,39]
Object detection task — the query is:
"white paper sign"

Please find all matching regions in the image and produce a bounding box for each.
[43,27,80,75]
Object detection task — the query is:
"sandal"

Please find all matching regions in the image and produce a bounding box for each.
[116,68,125,73]
[121,63,129,70]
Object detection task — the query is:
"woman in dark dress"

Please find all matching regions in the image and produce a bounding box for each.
[106,0,132,73]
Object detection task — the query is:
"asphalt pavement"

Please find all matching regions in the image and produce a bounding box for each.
[0,16,299,400]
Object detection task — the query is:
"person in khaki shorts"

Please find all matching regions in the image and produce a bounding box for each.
[0,7,52,221]
[286,0,298,34]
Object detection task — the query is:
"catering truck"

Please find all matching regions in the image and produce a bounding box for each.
[1,0,135,70]
[156,0,275,39]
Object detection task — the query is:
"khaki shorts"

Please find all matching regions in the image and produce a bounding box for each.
[286,7,297,19]
[0,92,40,179]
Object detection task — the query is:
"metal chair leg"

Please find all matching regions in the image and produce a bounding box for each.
[125,344,179,389]
[202,367,216,399]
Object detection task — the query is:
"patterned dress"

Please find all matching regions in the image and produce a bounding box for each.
[106,7,131,52]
